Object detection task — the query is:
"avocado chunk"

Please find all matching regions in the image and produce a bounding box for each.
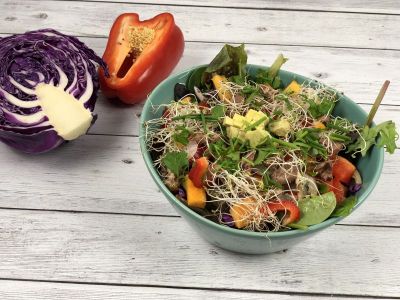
[245,109,269,129]
[245,128,271,148]
[269,119,291,137]
[227,126,246,142]
[224,109,271,147]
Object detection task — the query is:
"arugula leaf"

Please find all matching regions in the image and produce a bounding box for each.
[202,44,247,84]
[331,196,357,217]
[162,151,189,177]
[347,121,398,157]
[376,121,398,154]
[173,126,190,146]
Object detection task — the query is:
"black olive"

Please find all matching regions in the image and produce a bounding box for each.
[174,83,189,100]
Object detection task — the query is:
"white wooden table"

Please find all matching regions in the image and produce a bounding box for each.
[0,1,399,299]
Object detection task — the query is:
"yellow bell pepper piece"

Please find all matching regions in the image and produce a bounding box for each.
[211,74,233,102]
[313,121,326,129]
[229,198,256,229]
[284,80,301,95]
[184,176,207,209]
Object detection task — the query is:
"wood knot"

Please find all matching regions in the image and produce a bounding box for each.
[313,72,329,79]
[256,26,268,32]
[37,13,48,19]
[122,159,133,164]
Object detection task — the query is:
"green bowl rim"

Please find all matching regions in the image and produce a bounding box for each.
[139,64,384,239]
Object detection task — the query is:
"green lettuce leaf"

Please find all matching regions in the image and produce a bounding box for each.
[347,120,398,157]
[331,196,357,217]
[202,44,247,84]
[295,192,337,226]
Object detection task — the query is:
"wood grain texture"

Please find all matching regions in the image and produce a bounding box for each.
[0,280,348,300]
[0,209,399,297]
[83,39,400,136]
[62,0,400,14]
[1,1,400,49]
[0,132,399,227]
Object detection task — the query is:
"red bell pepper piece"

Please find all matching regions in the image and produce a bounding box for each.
[265,200,301,225]
[325,179,347,204]
[188,157,209,188]
[99,13,184,104]
[332,156,356,185]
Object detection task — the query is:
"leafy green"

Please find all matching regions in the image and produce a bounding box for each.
[210,105,226,119]
[262,172,283,189]
[275,93,293,110]
[209,140,241,173]
[253,148,278,165]
[268,54,288,79]
[306,97,335,119]
[376,121,398,154]
[293,129,327,158]
[173,126,190,145]
[256,54,288,88]
[162,151,189,177]
[202,43,247,84]
[186,66,207,91]
[347,121,398,157]
[242,85,258,95]
[331,196,357,217]
[245,91,263,110]
[295,192,337,226]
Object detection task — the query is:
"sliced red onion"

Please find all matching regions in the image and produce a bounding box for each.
[221,213,235,227]
[348,183,362,193]
[186,140,198,159]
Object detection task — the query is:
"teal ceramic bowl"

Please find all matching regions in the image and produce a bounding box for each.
[139,65,384,254]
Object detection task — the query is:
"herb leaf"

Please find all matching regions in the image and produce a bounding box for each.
[306,97,335,119]
[331,196,357,217]
[162,151,189,177]
[210,105,226,119]
[173,126,190,146]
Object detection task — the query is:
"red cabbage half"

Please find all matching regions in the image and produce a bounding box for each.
[0,29,107,153]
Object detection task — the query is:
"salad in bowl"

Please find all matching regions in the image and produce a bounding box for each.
[141,44,397,253]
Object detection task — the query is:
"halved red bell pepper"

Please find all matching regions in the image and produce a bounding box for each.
[332,156,356,185]
[188,157,209,188]
[99,13,184,104]
[265,200,301,225]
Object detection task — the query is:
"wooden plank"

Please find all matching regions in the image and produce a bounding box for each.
[0,209,398,297]
[1,1,400,49]
[0,132,399,227]
[84,39,400,136]
[0,280,346,300]
[63,0,400,14]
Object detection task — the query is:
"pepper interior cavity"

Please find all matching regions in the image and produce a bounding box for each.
[117,26,155,78]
